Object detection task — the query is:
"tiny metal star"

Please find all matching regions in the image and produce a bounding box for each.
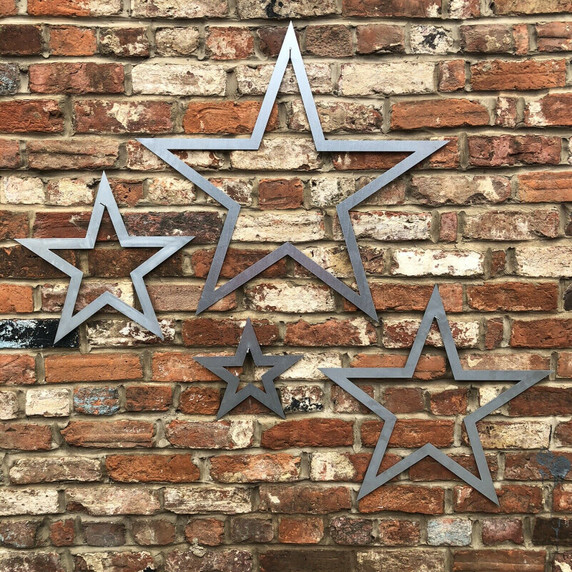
[321,286,551,504]
[195,319,302,419]
[16,173,193,343]
[139,22,448,321]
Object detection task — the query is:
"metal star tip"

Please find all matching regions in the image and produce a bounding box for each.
[194,319,302,419]
[16,173,193,344]
[321,286,551,505]
[138,24,448,322]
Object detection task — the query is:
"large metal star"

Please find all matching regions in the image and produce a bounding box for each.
[321,286,551,504]
[195,319,302,419]
[16,173,193,343]
[139,22,447,321]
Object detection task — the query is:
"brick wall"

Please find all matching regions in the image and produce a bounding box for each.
[0,0,571,570]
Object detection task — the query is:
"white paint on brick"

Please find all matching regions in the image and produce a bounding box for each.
[0,390,18,420]
[427,518,472,546]
[25,388,70,417]
[0,489,59,516]
[148,177,196,205]
[164,486,251,514]
[479,421,550,449]
[392,249,484,276]
[279,351,343,380]
[339,62,435,96]
[132,64,226,96]
[233,211,325,242]
[244,282,336,313]
[310,452,356,481]
[231,138,321,171]
[1,176,45,204]
[46,178,94,206]
[410,25,455,54]
[228,420,256,449]
[66,486,160,515]
[515,245,572,277]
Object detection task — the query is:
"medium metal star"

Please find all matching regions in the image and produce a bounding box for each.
[321,286,551,504]
[139,22,447,321]
[16,173,193,343]
[195,319,302,419]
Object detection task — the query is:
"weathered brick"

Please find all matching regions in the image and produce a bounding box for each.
[453,549,545,571]
[471,59,566,90]
[494,0,572,14]
[262,419,353,449]
[28,0,120,15]
[132,0,227,17]
[132,519,175,546]
[464,210,559,240]
[0,553,64,572]
[231,517,273,543]
[357,24,405,53]
[206,26,254,59]
[0,489,59,516]
[525,93,572,127]
[83,521,126,547]
[306,25,352,57]
[166,420,254,449]
[0,63,19,95]
[511,319,572,348]
[125,385,173,412]
[49,25,97,56]
[536,22,572,51]
[99,27,149,58]
[468,135,561,167]
[29,63,124,94]
[45,354,142,382]
[106,454,199,483]
[362,419,454,448]
[359,485,445,515]
[165,549,251,572]
[184,518,224,546]
[343,0,440,17]
[156,27,200,56]
[439,59,466,92]
[410,25,455,54]
[73,552,155,572]
[0,100,63,133]
[164,486,251,514]
[461,24,514,53]
[61,420,154,448]
[260,485,351,514]
[67,486,160,516]
[0,25,42,55]
[278,516,324,544]
[482,518,524,545]
[10,457,101,484]
[238,0,338,17]
[455,485,543,513]
[210,453,301,483]
[27,138,120,170]
[0,520,40,548]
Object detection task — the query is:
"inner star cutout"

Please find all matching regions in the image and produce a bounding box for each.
[139,22,447,321]
[321,286,551,504]
[195,319,302,419]
[16,173,193,343]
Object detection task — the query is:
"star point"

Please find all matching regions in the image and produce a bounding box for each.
[16,172,194,344]
[321,286,551,505]
[138,24,448,321]
[195,318,302,419]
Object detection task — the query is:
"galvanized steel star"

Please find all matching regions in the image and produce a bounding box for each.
[321,286,551,504]
[195,319,302,419]
[16,173,193,343]
[139,22,447,321]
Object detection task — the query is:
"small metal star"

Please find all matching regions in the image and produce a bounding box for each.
[139,22,447,321]
[321,286,551,504]
[195,319,302,419]
[16,173,193,343]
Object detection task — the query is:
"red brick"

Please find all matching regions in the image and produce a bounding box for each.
[471,59,566,91]
[260,550,351,572]
[231,516,273,543]
[74,100,172,133]
[0,423,51,450]
[455,485,543,513]
[461,24,514,53]
[391,99,490,130]
[467,282,558,311]
[82,521,125,546]
[359,485,445,514]
[343,0,440,17]
[262,419,353,449]
[329,516,374,545]
[0,100,64,133]
[525,93,572,127]
[351,353,446,381]
[0,284,33,312]
[184,518,224,546]
[508,387,572,416]
[0,553,65,572]
[106,454,199,483]
[29,63,124,94]
[511,319,572,348]
[165,420,254,449]
[259,485,351,514]
[0,140,20,168]
[28,0,120,15]
[210,453,301,483]
[410,454,499,482]
[439,60,466,92]
[0,520,39,548]
[259,178,304,209]
[481,518,524,545]
[370,283,463,312]
[519,171,572,202]
[61,420,154,448]
[430,389,468,415]
[0,355,35,385]
[379,519,421,545]
[27,139,119,170]
[558,353,572,378]
[45,354,142,382]
[183,100,277,134]
[125,385,172,412]
[0,0,15,16]
[306,25,352,57]
[468,135,561,167]
[504,451,572,480]
[536,21,572,52]
[132,519,175,546]
[285,318,376,346]
[178,386,220,415]
[182,318,278,347]
[192,247,287,279]
[383,388,424,414]
[257,26,290,56]
[556,421,572,446]
[453,549,545,571]
[206,27,254,60]
[0,25,42,55]
[278,516,324,544]
[50,519,74,546]
[362,419,454,449]
[49,26,97,56]
[152,352,219,382]
[494,0,572,14]
[553,485,572,511]
[357,24,405,54]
